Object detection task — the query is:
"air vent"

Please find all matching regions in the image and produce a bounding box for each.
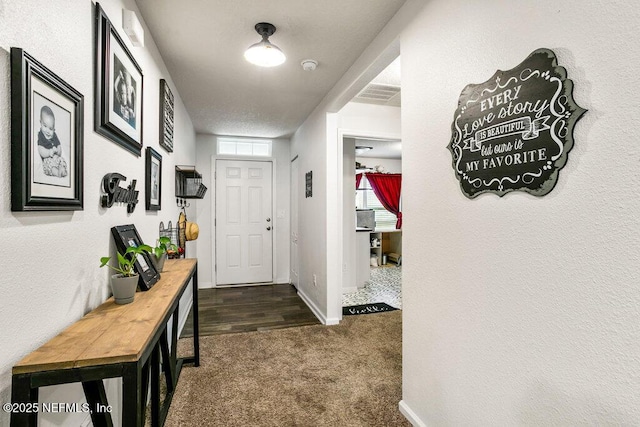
[354,83,401,106]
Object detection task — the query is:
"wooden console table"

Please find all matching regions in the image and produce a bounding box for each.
[11,258,200,427]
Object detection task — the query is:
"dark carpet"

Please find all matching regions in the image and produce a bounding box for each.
[167,310,408,426]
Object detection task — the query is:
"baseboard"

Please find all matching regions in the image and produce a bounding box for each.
[198,281,213,289]
[399,400,427,427]
[297,289,338,325]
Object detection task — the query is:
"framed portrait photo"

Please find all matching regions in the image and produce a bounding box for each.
[10,48,84,211]
[159,79,174,153]
[95,3,143,156]
[111,224,160,291]
[145,147,162,210]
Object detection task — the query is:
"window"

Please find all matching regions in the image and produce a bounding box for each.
[356,176,397,229]
[217,138,272,157]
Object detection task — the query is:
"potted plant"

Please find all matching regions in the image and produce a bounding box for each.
[150,236,178,272]
[100,244,152,304]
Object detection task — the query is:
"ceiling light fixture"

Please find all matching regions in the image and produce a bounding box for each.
[244,22,286,67]
[355,146,373,155]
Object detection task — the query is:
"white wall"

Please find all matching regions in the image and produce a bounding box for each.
[195,135,291,287]
[0,1,196,425]
[290,109,331,322]
[400,0,640,425]
[338,102,401,138]
[356,157,402,174]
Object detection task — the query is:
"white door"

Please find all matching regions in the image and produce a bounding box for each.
[290,157,299,289]
[216,160,273,285]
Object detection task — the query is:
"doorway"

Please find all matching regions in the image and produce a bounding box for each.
[215,159,273,285]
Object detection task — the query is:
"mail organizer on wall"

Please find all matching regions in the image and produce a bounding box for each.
[175,166,207,199]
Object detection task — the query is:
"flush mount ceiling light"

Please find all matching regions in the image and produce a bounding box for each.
[244,22,286,67]
[355,146,373,155]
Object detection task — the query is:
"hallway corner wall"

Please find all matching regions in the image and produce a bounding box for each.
[400,0,640,424]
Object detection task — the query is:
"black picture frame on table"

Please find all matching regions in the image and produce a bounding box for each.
[159,79,174,153]
[111,224,160,291]
[145,147,162,210]
[95,3,144,156]
[10,48,84,211]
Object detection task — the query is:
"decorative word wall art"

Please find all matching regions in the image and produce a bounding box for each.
[101,173,139,213]
[448,48,586,198]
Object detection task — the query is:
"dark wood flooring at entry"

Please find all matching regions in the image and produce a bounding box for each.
[181,284,320,337]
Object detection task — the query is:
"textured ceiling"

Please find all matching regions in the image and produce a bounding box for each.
[354,138,402,159]
[135,0,406,138]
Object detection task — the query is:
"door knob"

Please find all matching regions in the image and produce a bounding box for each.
[266,218,271,222]
[267,226,271,231]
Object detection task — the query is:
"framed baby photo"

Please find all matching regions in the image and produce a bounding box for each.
[95,3,144,156]
[10,48,84,211]
[111,224,160,290]
[145,147,162,210]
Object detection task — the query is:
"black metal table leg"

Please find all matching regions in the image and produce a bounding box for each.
[10,373,37,426]
[192,266,200,367]
[82,380,114,427]
[122,363,143,427]
[151,342,161,427]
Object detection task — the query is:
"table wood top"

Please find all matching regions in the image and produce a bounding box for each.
[13,259,197,375]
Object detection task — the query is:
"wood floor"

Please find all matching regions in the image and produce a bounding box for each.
[180,284,320,337]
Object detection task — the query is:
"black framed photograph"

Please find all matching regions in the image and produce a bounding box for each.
[95,3,143,156]
[111,224,160,291]
[145,147,162,210]
[10,48,84,211]
[159,79,174,153]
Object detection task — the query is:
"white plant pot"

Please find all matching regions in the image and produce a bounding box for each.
[151,253,167,272]
[111,274,139,305]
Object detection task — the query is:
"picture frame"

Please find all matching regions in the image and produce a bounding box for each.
[145,147,162,210]
[305,171,313,198]
[10,48,84,211]
[95,3,144,156]
[159,79,174,153]
[111,224,160,291]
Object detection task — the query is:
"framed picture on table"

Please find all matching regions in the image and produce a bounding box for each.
[111,224,160,291]
[95,3,144,156]
[10,48,84,211]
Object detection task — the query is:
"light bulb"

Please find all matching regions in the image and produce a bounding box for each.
[244,40,286,67]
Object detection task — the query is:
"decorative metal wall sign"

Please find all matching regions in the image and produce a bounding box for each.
[305,171,312,198]
[448,48,586,198]
[101,173,139,213]
[159,79,174,153]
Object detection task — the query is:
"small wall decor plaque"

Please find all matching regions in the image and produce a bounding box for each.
[101,173,139,213]
[159,79,174,153]
[448,48,586,198]
[305,171,313,198]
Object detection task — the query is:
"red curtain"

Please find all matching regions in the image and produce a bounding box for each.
[366,173,402,229]
[356,173,363,189]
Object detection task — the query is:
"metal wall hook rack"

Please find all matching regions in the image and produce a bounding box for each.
[176,197,190,209]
